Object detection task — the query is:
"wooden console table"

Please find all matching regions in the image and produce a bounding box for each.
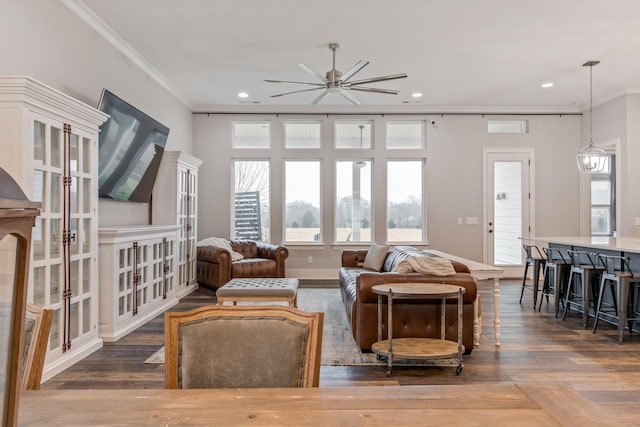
[424,250,504,346]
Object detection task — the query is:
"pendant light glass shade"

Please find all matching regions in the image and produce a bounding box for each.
[576,144,608,173]
[577,60,608,173]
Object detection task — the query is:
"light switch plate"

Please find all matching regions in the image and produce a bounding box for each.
[466,217,479,225]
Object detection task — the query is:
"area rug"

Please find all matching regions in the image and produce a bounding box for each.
[144,287,380,366]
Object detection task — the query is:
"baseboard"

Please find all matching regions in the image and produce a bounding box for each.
[176,282,199,298]
[100,297,179,343]
[287,268,338,280]
[41,337,103,383]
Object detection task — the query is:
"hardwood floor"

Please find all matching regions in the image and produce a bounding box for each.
[41,279,640,425]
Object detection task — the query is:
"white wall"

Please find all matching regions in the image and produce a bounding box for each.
[194,113,582,278]
[0,0,194,226]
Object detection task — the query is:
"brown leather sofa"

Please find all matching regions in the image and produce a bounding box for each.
[340,245,477,353]
[197,240,289,289]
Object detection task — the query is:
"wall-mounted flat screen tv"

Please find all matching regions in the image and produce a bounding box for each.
[97,89,169,203]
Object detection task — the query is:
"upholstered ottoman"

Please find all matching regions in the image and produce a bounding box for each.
[216,278,300,307]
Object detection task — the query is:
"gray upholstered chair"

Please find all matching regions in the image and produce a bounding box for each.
[164,305,323,388]
[21,303,53,390]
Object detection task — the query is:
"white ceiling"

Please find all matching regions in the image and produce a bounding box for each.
[72,0,640,112]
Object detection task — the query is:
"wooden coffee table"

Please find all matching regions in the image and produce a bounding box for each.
[371,283,465,376]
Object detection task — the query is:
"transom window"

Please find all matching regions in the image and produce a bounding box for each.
[285,121,321,149]
[386,121,425,149]
[232,121,270,149]
[335,121,373,149]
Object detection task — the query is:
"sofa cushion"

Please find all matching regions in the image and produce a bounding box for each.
[363,243,390,271]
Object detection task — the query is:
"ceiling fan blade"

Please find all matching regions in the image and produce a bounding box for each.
[340,60,369,82]
[298,63,328,83]
[264,79,326,86]
[347,86,400,95]
[346,73,408,86]
[340,89,362,105]
[270,87,324,98]
[310,89,330,105]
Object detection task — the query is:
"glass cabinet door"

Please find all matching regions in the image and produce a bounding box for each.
[29,113,98,358]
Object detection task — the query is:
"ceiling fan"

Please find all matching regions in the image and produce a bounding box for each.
[264,43,408,105]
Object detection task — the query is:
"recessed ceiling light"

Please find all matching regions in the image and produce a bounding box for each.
[238,92,249,98]
[412,92,423,98]
[541,83,554,88]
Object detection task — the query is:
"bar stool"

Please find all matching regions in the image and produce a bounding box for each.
[563,250,602,328]
[592,254,640,344]
[539,247,570,316]
[520,244,546,309]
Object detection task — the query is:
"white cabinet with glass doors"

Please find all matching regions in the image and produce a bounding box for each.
[0,76,108,382]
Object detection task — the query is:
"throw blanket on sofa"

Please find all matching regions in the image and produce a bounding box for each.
[392,255,456,276]
[197,237,244,261]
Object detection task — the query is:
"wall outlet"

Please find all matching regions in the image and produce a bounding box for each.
[307,256,313,264]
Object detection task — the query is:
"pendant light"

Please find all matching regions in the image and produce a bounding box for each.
[576,60,608,173]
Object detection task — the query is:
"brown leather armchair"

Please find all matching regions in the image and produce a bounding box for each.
[197,240,289,289]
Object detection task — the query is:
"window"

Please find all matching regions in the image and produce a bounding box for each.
[591,155,615,236]
[387,160,424,243]
[386,121,425,149]
[487,120,528,134]
[335,121,373,149]
[232,160,270,241]
[285,121,321,148]
[336,160,372,243]
[232,121,270,148]
[284,160,321,243]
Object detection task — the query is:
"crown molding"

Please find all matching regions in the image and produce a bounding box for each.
[62,0,193,109]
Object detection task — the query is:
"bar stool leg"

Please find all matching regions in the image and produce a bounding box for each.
[538,263,551,311]
[582,270,592,329]
[520,261,530,304]
[592,275,607,334]
[618,278,629,344]
[563,270,576,320]
[532,260,543,309]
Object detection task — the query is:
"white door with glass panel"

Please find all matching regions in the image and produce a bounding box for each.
[484,150,532,276]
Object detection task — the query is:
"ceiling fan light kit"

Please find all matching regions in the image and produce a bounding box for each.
[265,43,408,105]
